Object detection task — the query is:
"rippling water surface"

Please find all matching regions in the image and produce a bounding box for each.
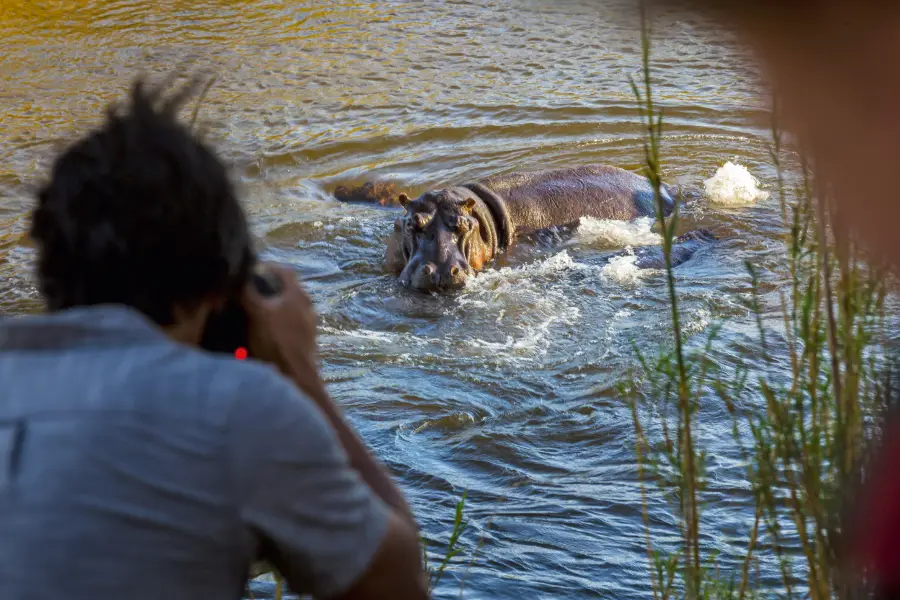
[1,1,798,598]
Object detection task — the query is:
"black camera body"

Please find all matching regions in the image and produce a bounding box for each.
[199,268,283,356]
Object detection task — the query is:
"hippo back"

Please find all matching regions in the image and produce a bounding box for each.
[477,165,674,231]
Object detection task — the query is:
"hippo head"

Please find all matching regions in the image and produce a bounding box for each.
[385,188,500,293]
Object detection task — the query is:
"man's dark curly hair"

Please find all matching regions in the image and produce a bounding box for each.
[30,77,254,326]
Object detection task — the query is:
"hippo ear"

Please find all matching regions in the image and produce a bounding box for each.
[398,193,410,209]
[462,197,476,211]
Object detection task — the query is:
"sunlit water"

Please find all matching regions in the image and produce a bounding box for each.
[0,1,811,598]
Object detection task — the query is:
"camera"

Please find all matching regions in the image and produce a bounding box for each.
[199,265,283,356]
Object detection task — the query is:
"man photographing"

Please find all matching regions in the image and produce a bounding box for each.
[0,78,427,600]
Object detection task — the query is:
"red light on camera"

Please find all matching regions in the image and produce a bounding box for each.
[234,347,248,360]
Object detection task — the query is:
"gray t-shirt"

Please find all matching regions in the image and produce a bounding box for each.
[0,304,390,600]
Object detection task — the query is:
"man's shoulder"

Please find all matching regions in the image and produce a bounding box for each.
[199,353,304,407]
[0,305,309,425]
[91,344,314,435]
[150,347,312,427]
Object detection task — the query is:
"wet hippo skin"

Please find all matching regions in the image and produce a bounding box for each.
[335,165,713,293]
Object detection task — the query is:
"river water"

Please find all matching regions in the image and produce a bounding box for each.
[1,1,795,598]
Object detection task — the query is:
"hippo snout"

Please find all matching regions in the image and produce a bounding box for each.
[404,260,471,293]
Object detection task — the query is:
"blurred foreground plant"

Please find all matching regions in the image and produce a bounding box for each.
[626,2,894,599]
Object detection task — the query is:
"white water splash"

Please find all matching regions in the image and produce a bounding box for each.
[322,327,408,345]
[467,250,595,290]
[458,251,590,361]
[683,307,712,335]
[599,248,657,285]
[318,252,592,367]
[703,161,770,206]
[576,216,662,248]
[460,306,579,358]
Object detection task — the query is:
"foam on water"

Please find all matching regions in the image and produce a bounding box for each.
[576,216,662,248]
[455,251,592,362]
[703,161,770,206]
[459,304,580,359]
[683,307,712,335]
[469,250,595,288]
[600,249,658,285]
[320,251,593,366]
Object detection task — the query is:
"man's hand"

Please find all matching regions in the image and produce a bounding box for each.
[242,263,325,402]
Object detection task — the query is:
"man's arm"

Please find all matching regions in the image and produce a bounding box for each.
[242,264,418,530]
[283,367,417,527]
[229,369,427,600]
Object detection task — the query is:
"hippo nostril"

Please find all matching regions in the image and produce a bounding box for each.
[422,264,435,276]
[450,265,460,277]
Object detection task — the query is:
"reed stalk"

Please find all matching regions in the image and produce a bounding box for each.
[628,3,892,598]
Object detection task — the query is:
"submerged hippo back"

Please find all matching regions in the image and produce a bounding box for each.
[478,165,674,231]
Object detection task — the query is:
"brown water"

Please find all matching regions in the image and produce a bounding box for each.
[1,1,795,598]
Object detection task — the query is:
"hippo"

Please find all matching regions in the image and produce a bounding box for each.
[334,165,714,292]
[615,229,717,268]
